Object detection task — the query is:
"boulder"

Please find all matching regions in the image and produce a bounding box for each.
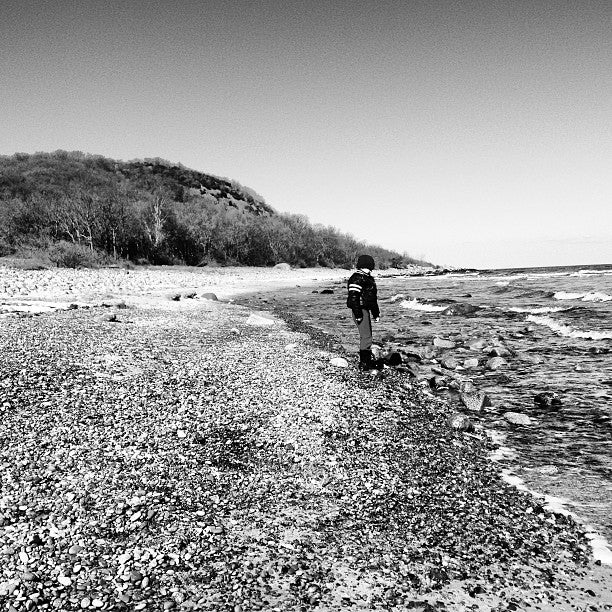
[441,357,459,370]
[463,358,479,369]
[320,289,334,294]
[460,391,492,412]
[182,291,197,299]
[274,263,291,270]
[504,412,533,426]
[200,292,218,301]
[486,357,506,371]
[448,413,474,431]
[329,357,349,368]
[534,392,562,408]
[433,337,455,349]
[442,303,481,316]
[102,313,118,323]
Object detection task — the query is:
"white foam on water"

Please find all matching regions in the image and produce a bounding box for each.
[572,268,612,276]
[400,298,447,312]
[553,291,612,302]
[526,315,612,340]
[508,306,566,314]
[554,291,587,300]
[582,291,612,302]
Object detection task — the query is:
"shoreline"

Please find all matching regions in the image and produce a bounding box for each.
[1,264,612,610]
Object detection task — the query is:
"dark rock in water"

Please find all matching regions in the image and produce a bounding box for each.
[461,391,492,412]
[421,321,433,325]
[429,375,447,390]
[384,351,402,366]
[590,346,611,355]
[534,392,562,408]
[448,413,474,431]
[169,293,182,301]
[401,350,422,363]
[311,290,319,293]
[200,292,219,301]
[103,313,118,322]
[320,289,334,294]
[442,303,481,316]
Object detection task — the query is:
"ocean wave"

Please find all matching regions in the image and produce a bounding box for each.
[400,298,447,312]
[572,268,612,276]
[553,291,612,302]
[508,306,567,314]
[527,315,612,340]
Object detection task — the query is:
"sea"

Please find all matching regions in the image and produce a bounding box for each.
[261,264,612,548]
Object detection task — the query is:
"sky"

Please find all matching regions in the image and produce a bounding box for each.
[1,0,610,269]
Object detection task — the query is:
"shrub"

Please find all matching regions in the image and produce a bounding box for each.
[48,241,101,268]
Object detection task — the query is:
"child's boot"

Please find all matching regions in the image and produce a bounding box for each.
[358,350,372,371]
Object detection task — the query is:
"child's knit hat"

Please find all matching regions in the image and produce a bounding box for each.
[357,254,375,270]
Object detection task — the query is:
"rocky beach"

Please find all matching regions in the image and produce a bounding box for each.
[1,264,612,611]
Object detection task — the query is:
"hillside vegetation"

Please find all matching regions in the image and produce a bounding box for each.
[0,151,424,268]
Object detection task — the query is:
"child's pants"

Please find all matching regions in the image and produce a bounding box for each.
[352,309,372,350]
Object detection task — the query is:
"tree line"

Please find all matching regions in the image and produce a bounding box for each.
[0,151,425,269]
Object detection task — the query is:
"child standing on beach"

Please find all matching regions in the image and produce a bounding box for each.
[346,254,380,371]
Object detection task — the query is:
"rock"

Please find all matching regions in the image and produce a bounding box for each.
[230,327,240,335]
[329,357,349,368]
[274,263,291,270]
[460,391,492,412]
[443,303,481,316]
[486,357,506,370]
[383,352,403,366]
[284,343,298,352]
[58,575,72,586]
[433,337,455,349]
[429,375,447,390]
[103,313,118,323]
[200,292,218,301]
[488,346,510,357]
[468,339,487,351]
[504,412,533,425]
[398,363,420,377]
[463,358,479,368]
[182,291,197,299]
[534,392,562,408]
[169,293,181,301]
[441,357,459,370]
[320,289,334,294]
[448,413,474,431]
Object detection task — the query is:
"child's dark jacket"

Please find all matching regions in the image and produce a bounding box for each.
[346,270,380,319]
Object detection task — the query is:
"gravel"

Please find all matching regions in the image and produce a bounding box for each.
[1,282,612,611]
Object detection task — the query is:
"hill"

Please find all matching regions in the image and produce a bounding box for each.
[0,151,425,269]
